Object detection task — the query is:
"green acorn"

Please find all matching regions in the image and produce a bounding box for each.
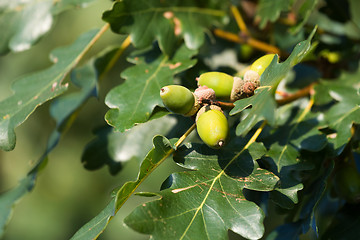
[160,85,199,116]
[250,54,275,76]
[197,72,234,100]
[196,105,229,149]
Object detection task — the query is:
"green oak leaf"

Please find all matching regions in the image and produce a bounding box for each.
[269,160,333,236]
[231,88,276,136]
[0,0,96,54]
[290,0,320,34]
[266,107,327,172]
[0,29,101,151]
[82,115,178,175]
[262,102,326,207]
[124,142,279,240]
[0,61,98,236]
[314,69,360,149]
[256,0,294,29]
[70,135,175,240]
[104,44,197,132]
[230,27,316,136]
[349,0,360,30]
[102,0,226,55]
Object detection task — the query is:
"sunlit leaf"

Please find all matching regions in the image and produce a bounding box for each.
[124,142,279,240]
[102,0,226,55]
[0,29,101,151]
[0,0,96,54]
[105,44,197,132]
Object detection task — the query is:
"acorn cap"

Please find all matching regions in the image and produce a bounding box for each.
[194,85,216,103]
[230,70,260,101]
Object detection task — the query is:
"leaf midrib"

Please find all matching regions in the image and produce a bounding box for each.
[128,56,168,121]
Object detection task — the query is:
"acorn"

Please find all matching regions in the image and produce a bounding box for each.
[160,85,200,116]
[196,105,229,149]
[250,54,275,76]
[197,72,234,100]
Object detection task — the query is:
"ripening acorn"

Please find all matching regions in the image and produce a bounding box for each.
[334,163,360,203]
[160,85,199,116]
[250,54,276,76]
[196,105,229,149]
[197,72,234,99]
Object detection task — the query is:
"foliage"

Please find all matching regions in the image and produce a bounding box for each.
[1,0,360,240]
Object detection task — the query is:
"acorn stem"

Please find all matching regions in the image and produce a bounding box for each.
[174,123,196,149]
[213,28,282,55]
[217,101,235,109]
[230,5,250,36]
[276,84,314,106]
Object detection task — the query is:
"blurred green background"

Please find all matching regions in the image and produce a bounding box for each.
[0,1,187,239]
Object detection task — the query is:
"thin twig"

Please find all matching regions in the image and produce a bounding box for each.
[175,123,196,148]
[98,35,132,81]
[213,28,281,55]
[276,84,314,106]
[231,5,250,36]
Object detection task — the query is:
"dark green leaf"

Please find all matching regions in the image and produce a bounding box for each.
[256,0,294,29]
[70,135,175,240]
[82,115,178,175]
[314,69,360,149]
[267,107,327,172]
[0,0,96,54]
[124,142,279,240]
[105,44,197,132]
[266,222,301,240]
[322,204,360,240]
[290,0,319,34]
[0,29,101,151]
[262,102,326,207]
[102,0,226,55]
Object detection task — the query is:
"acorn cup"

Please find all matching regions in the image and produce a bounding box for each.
[195,105,229,149]
[160,85,200,116]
